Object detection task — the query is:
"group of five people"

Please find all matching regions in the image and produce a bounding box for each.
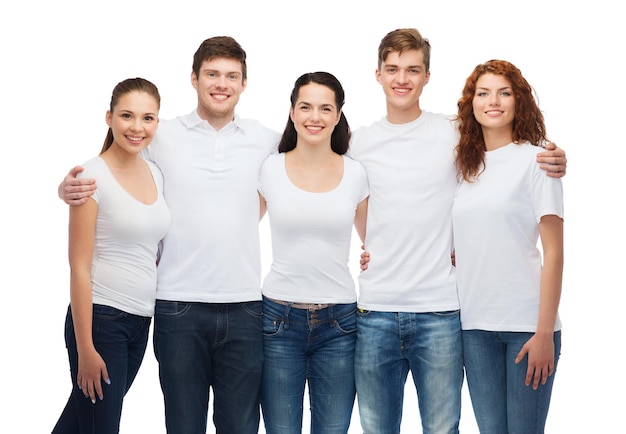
[53,28,566,434]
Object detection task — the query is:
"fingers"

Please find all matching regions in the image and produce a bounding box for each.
[543,165,566,178]
[69,165,85,177]
[536,147,567,178]
[543,141,557,151]
[360,251,370,271]
[77,373,111,404]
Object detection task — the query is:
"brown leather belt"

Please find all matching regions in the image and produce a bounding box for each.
[267,298,333,312]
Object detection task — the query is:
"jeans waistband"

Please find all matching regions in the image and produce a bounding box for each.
[266,297,334,312]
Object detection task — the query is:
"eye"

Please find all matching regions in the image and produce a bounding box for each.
[121,113,132,119]
[501,91,512,97]
[476,92,487,97]
[144,115,155,121]
[228,74,238,80]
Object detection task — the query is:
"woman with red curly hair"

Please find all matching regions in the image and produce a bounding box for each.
[452,60,564,433]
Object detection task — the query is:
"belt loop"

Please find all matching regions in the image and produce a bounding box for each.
[283,303,292,330]
[328,304,335,326]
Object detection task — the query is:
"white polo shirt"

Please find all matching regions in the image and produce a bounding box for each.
[143,110,280,303]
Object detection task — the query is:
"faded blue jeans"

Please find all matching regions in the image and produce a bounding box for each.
[463,330,561,434]
[153,300,264,434]
[355,310,463,434]
[52,304,151,434]
[261,297,357,434]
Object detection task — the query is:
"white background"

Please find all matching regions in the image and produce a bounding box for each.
[1,0,623,432]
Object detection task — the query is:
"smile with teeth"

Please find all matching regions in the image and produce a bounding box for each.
[305,126,323,133]
[212,93,229,101]
[485,110,504,116]
[394,88,411,94]
[126,136,144,144]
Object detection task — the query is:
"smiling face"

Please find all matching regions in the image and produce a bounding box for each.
[472,73,516,136]
[192,57,246,126]
[290,83,341,148]
[376,49,430,123]
[105,90,159,155]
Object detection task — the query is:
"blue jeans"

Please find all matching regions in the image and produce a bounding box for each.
[153,300,264,434]
[462,330,562,434]
[52,304,151,434]
[261,297,357,434]
[355,310,463,434]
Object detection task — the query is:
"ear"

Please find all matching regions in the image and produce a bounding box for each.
[191,71,199,90]
[289,105,295,123]
[375,68,382,85]
[105,110,112,127]
[241,77,247,92]
[335,110,342,126]
[424,70,431,86]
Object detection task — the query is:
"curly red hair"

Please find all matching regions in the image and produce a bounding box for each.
[454,60,547,182]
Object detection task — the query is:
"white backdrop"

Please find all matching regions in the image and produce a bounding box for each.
[1,1,623,432]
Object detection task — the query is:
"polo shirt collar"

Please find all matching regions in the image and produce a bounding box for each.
[180,110,245,133]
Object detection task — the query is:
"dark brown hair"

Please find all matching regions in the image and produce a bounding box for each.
[192,36,247,81]
[278,72,351,155]
[101,77,160,154]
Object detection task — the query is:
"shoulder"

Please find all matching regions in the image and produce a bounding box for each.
[343,155,368,181]
[236,117,281,139]
[260,152,282,171]
[423,111,458,129]
[77,156,105,179]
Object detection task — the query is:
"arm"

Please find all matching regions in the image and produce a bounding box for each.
[59,166,97,205]
[537,142,567,178]
[68,199,110,403]
[354,197,369,271]
[354,197,368,245]
[515,214,564,389]
[258,192,267,221]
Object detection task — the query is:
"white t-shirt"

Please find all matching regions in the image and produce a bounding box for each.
[349,112,460,312]
[79,156,170,317]
[142,111,280,303]
[452,142,564,332]
[258,153,369,304]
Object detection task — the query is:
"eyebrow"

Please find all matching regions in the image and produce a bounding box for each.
[298,101,335,108]
[203,69,241,75]
[385,64,422,69]
[477,86,512,91]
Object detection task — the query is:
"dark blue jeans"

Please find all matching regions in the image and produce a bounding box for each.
[52,304,151,434]
[153,300,264,434]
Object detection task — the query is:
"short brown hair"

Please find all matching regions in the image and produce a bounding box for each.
[378,28,431,72]
[192,36,247,81]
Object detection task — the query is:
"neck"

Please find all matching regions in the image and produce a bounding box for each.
[386,102,422,125]
[289,141,337,165]
[197,106,234,131]
[101,146,143,168]
[483,128,513,151]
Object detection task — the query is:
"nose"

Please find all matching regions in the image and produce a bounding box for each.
[397,69,408,84]
[130,118,143,131]
[488,94,500,106]
[310,108,322,121]
[216,74,228,88]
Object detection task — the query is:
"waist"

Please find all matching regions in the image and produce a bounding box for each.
[266,297,334,312]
